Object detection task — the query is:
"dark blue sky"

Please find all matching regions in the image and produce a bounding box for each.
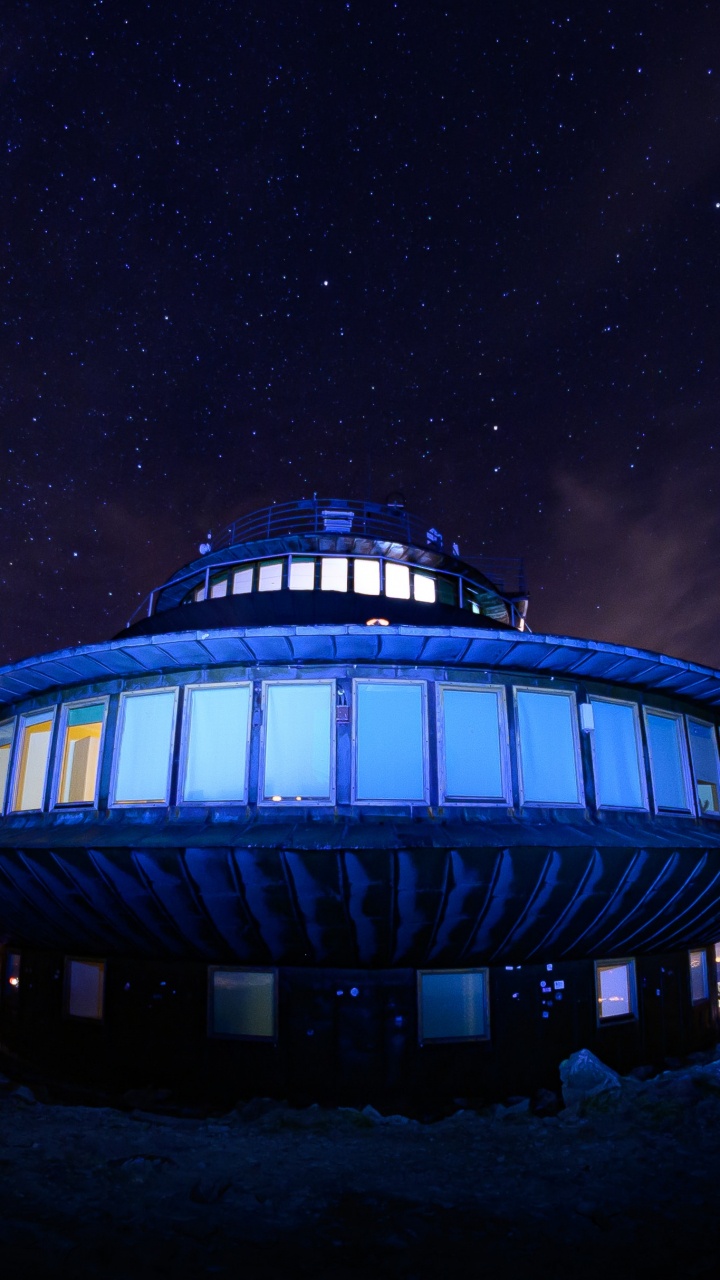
[1,1,719,665]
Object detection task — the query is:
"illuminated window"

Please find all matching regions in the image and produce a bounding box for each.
[112,690,177,805]
[385,561,410,599]
[689,949,709,1003]
[354,558,380,595]
[0,720,14,811]
[321,557,348,592]
[688,720,720,815]
[208,968,277,1039]
[645,710,692,812]
[262,682,334,802]
[232,566,254,594]
[210,579,228,599]
[595,959,636,1022]
[590,698,646,809]
[194,584,207,602]
[181,684,251,803]
[258,560,283,591]
[418,970,489,1043]
[57,703,105,805]
[354,681,426,802]
[65,958,105,1020]
[515,690,582,805]
[413,572,436,603]
[439,686,508,802]
[289,557,315,590]
[11,710,54,812]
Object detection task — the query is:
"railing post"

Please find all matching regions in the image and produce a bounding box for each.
[147,591,154,618]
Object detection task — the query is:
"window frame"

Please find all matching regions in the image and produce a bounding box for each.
[686,715,720,818]
[109,687,179,808]
[63,956,106,1023]
[417,967,491,1045]
[0,717,17,815]
[588,695,649,812]
[178,681,253,807]
[642,706,695,816]
[51,696,109,810]
[436,683,511,806]
[258,678,336,806]
[689,948,709,1004]
[351,678,430,805]
[8,705,57,814]
[594,957,638,1025]
[513,686,584,809]
[207,966,278,1041]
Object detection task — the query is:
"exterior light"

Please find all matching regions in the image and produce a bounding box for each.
[271,795,282,802]
[365,618,389,626]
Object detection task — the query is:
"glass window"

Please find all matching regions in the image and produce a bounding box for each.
[258,560,283,592]
[232,566,253,594]
[645,711,691,811]
[65,958,105,1020]
[210,579,228,599]
[385,561,410,599]
[194,584,207,602]
[515,690,581,805]
[354,558,380,596]
[0,720,14,810]
[182,684,251,803]
[440,686,507,802]
[596,959,636,1021]
[321,557,348,592]
[289,557,315,590]
[689,949,709,1003]
[688,720,720,815]
[355,681,426,802]
[208,968,276,1039]
[418,970,489,1042]
[263,682,333,802]
[57,703,105,805]
[413,572,436,603]
[113,690,176,804]
[436,576,457,607]
[11,710,54,812]
[590,699,646,809]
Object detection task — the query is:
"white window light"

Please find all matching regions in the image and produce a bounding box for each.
[11,709,55,812]
[289,558,315,590]
[413,572,436,603]
[385,561,410,599]
[262,682,334,802]
[181,684,251,803]
[258,560,283,592]
[112,690,177,805]
[194,584,207,602]
[210,579,228,598]
[321,557,348,592]
[354,558,380,595]
[232,566,254,594]
[595,959,636,1022]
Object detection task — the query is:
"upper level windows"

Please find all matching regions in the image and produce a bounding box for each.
[111,690,177,806]
[687,719,720,815]
[11,710,55,812]
[57,702,106,806]
[0,721,14,810]
[262,682,334,803]
[515,689,583,806]
[644,709,692,813]
[181,683,251,804]
[353,680,427,802]
[437,685,509,804]
[589,697,647,810]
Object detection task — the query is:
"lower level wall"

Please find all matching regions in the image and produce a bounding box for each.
[1,947,718,1111]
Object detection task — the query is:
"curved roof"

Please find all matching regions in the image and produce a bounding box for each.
[0,623,719,709]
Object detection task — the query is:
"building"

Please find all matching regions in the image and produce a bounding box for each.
[0,497,719,1108]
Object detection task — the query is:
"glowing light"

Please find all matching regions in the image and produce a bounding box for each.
[271,795,282,802]
[8,977,19,987]
[365,617,389,626]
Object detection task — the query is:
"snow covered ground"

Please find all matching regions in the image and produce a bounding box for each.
[1,1055,720,1278]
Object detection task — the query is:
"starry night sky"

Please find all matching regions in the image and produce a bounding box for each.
[1,1,719,668]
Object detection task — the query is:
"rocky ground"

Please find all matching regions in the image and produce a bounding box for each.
[1,1054,720,1279]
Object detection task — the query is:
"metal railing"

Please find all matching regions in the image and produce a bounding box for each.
[211,498,444,553]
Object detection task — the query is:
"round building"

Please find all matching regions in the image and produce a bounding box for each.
[0,497,719,1108]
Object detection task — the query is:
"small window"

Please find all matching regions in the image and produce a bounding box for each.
[112,690,177,805]
[413,572,436,603]
[5,952,20,991]
[181,684,251,803]
[354,558,380,595]
[0,720,14,811]
[418,969,489,1043]
[194,584,207,602]
[57,702,105,805]
[515,690,582,806]
[11,710,55,812]
[645,710,692,812]
[385,561,410,599]
[208,968,277,1039]
[595,959,636,1022]
[289,557,315,590]
[590,698,646,810]
[321,557,348,592]
[688,720,720,815]
[436,576,457,607]
[209,579,228,599]
[258,560,283,592]
[689,949,709,1003]
[232,566,254,594]
[354,681,427,802]
[262,682,334,802]
[439,685,509,803]
[65,958,105,1021]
